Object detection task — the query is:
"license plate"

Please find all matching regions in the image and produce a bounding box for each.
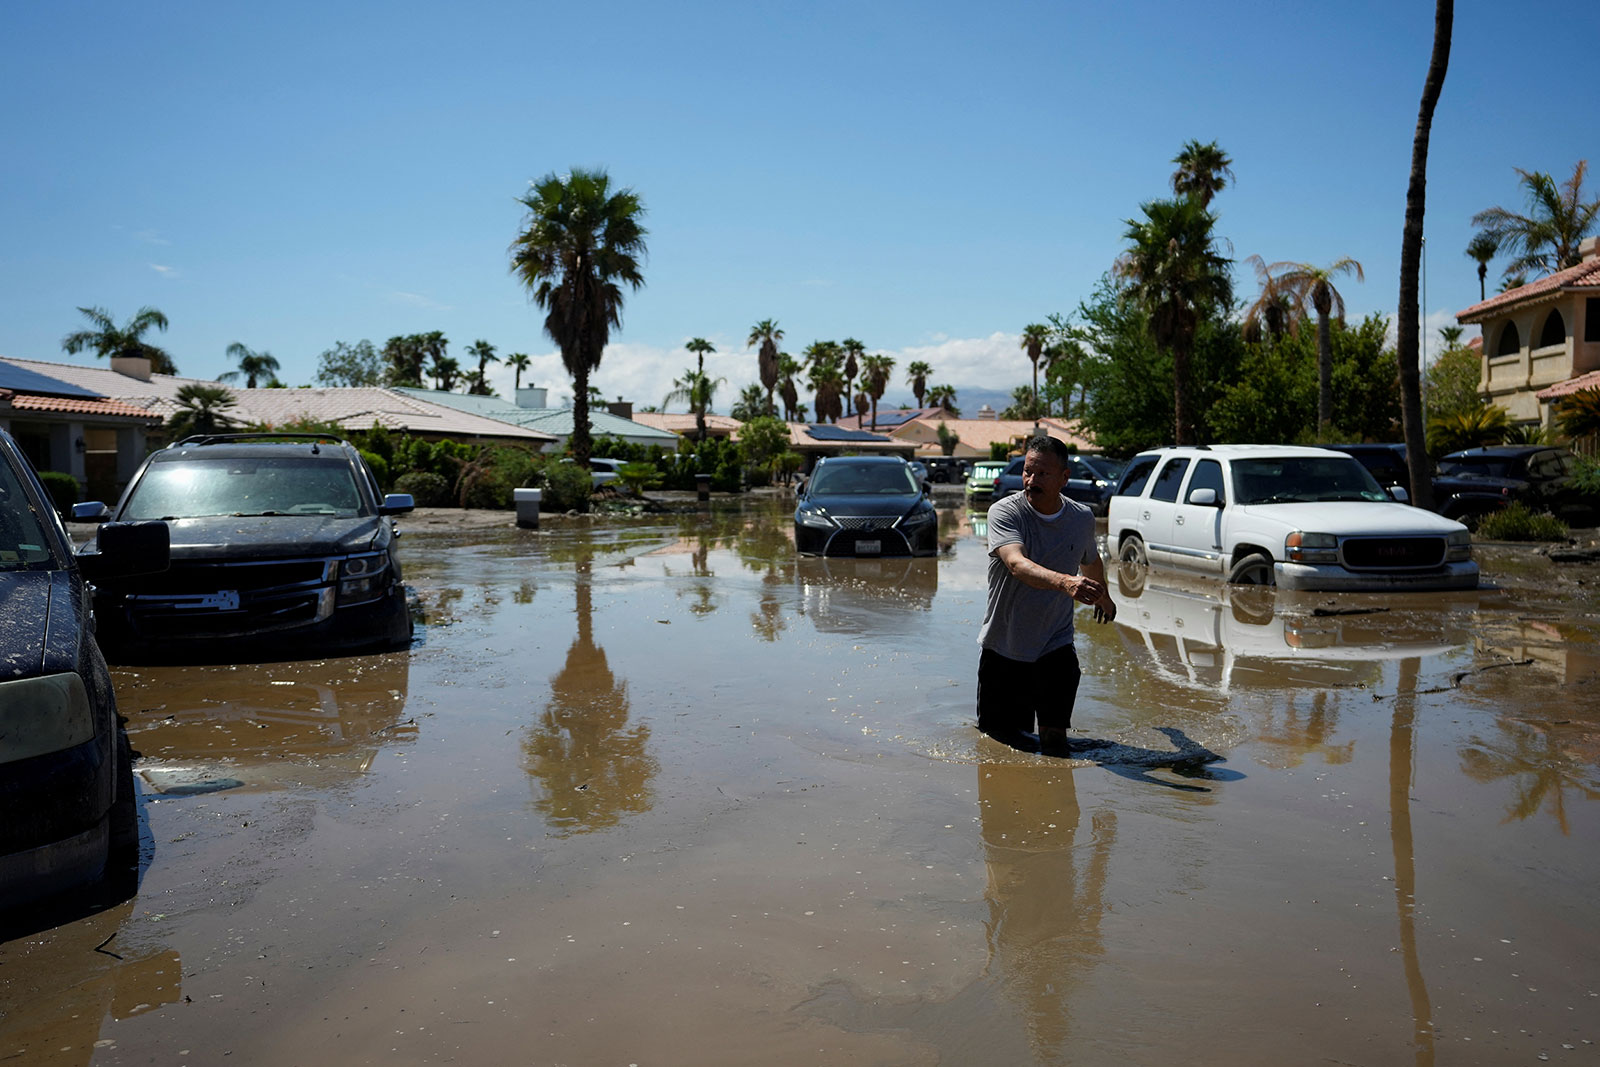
[855,540,881,556]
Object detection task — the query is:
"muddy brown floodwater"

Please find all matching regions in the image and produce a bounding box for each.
[4,499,1599,1065]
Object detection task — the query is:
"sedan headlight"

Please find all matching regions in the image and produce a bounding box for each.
[796,507,837,531]
[1285,531,1339,563]
[0,673,95,764]
[1446,529,1472,561]
[898,507,937,527]
[338,551,391,604]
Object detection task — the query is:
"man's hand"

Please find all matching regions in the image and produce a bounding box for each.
[1066,574,1105,605]
[1092,598,1117,624]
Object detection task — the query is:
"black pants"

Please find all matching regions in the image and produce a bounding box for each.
[977,644,1082,742]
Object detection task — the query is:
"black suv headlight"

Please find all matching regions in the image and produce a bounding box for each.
[796,505,837,531]
[338,551,391,604]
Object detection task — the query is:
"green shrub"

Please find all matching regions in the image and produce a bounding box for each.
[1474,502,1568,542]
[616,462,661,494]
[360,450,389,491]
[37,471,80,513]
[459,469,512,509]
[394,471,452,507]
[1571,454,1600,496]
[540,460,592,512]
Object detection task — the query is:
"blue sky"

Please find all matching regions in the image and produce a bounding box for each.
[3,0,1596,411]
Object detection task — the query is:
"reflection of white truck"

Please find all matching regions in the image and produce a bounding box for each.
[1113,580,1469,694]
[1107,445,1478,591]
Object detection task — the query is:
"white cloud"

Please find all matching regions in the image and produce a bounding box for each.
[150,263,177,277]
[1380,307,1479,371]
[389,290,453,311]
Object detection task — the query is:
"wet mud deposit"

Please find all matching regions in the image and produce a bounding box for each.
[5,501,1599,1065]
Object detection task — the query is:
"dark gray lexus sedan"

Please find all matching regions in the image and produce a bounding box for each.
[793,455,938,557]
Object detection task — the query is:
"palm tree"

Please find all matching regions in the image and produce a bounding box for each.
[1470,160,1599,279]
[509,167,648,464]
[747,319,783,411]
[1399,1,1451,512]
[1438,325,1465,350]
[840,338,866,402]
[663,368,724,437]
[1465,232,1498,302]
[906,361,932,409]
[1019,323,1050,414]
[684,337,716,441]
[166,384,237,439]
[505,352,532,390]
[730,382,776,421]
[1240,254,1306,346]
[220,342,280,388]
[382,335,426,387]
[861,353,895,429]
[806,356,845,423]
[926,383,959,415]
[465,340,499,395]
[61,305,178,374]
[1117,196,1232,445]
[777,354,801,421]
[1556,387,1600,440]
[430,354,462,391]
[1170,140,1234,207]
[853,390,870,420]
[1274,258,1365,440]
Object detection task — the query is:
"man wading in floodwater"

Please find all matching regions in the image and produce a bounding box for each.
[978,435,1116,754]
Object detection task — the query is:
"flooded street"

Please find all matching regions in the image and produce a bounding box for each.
[5,499,1600,1065]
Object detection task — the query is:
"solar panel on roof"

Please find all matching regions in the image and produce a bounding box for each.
[0,361,105,399]
[805,424,891,442]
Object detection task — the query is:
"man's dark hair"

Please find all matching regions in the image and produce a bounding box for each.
[1025,435,1071,466]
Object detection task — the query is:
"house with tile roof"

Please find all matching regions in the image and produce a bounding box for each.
[887,416,1097,460]
[0,354,556,498]
[628,410,744,441]
[1456,236,1600,425]
[394,387,680,451]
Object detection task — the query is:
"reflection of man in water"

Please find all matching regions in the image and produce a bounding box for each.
[980,758,1114,1059]
[978,436,1115,753]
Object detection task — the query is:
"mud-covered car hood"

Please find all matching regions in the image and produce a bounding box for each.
[0,571,82,680]
[1233,501,1466,536]
[156,514,386,560]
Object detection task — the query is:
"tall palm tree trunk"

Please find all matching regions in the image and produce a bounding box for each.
[572,365,593,462]
[1172,338,1193,446]
[1317,306,1334,441]
[1397,0,1452,510]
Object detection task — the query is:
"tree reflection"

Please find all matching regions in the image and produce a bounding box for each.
[1391,657,1435,1065]
[1255,691,1355,769]
[979,756,1115,1059]
[1459,718,1600,834]
[522,553,657,835]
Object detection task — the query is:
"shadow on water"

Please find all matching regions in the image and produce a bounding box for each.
[982,725,1245,793]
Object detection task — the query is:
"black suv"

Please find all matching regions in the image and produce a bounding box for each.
[0,428,168,912]
[75,435,415,659]
[1432,445,1596,525]
[993,453,1116,515]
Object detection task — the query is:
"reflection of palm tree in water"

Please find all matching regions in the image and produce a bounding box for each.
[1390,657,1434,1065]
[979,759,1116,1060]
[523,555,657,835]
[1257,691,1355,769]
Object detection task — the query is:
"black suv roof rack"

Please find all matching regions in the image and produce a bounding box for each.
[172,432,350,451]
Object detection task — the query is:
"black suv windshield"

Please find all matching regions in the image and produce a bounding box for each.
[1231,457,1388,504]
[1438,456,1519,478]
[122,456,366,520]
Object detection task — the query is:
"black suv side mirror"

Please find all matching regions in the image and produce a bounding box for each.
[79,521,170,580]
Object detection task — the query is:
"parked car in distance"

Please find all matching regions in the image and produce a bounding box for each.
[925,457,968,484]
[907,460,931,488]
[992,453,1117,515]
[1084,455,1126,484]
[73,434,415,660]
[1107,445,1477,591]
[1325,443,1411,492]
[1432,445,1596,525]
[794,456,938,557]
[965,460,1008,505]
[588,457,625,487]
[0,428,169,912]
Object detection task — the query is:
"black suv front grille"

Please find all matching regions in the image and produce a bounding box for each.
[1342,536,1446,569]
[119,558,333,596]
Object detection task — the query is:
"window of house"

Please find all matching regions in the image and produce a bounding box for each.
[1585,299,1600,343]
[1496,322,1522,356]
[1538,309,1566,349]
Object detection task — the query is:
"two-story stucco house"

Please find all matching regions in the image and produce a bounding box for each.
[1455,236,1600,426]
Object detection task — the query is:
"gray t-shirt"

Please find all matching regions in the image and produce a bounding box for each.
[978,492,1101,662]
